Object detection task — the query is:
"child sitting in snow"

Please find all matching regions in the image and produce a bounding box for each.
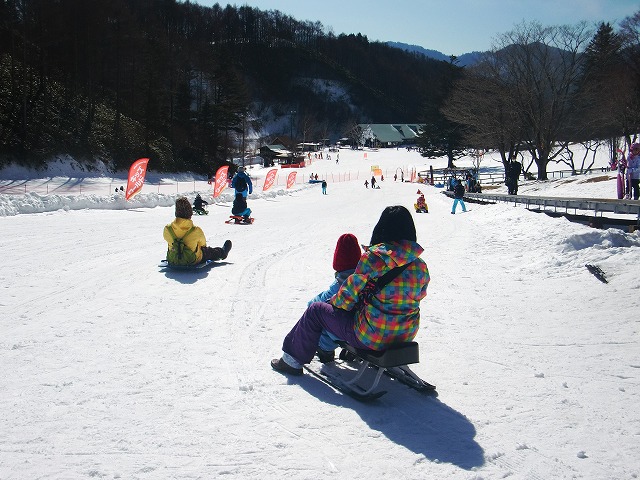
[231,192,252,222]
[163,197,231,265]
[307,233,362,363]
[193,193,208,215]
[415,193,428,213]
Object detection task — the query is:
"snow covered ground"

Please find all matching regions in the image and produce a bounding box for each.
[1,148,639,479]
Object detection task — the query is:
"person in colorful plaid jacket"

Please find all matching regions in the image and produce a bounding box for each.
[271,205,430,376]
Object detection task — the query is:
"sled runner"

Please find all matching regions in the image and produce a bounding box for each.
[159,259,215,270]
[304,341,436,401]
[585,264,608,284]
[225,215,254,224]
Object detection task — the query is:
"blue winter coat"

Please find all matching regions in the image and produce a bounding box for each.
[307,269,355,306]
[231,172,253,197]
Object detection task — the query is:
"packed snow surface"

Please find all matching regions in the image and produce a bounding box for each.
[1,148,639,479]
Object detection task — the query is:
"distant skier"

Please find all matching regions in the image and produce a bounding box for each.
[321,180,327,194]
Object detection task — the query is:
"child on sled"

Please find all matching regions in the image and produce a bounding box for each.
[231,192,252,223]
[307,233,362,363]
[414,193,428,213]
[193,193,208,215]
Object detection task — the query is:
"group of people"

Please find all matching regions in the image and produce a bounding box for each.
[162,165,437,383]
[163,167,255,266]
[163,195,431,380]
[163,197,232,264]
[230,166,253,221]
[364,176,380,189]
[413,181,466,215]
[271,205,430,375]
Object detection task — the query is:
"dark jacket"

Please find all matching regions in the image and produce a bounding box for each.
[231,193,248,215]
[193,195,207,210]
[454,182,465,199]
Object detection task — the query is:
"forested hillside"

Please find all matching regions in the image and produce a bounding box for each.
[0,0,453,174]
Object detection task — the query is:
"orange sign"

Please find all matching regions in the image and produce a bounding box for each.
[213,166,229,198]
[263,169,278,191]
[286,171,297,189]
[125,158,149,200]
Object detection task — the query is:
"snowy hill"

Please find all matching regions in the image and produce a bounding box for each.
[1,148,639,479]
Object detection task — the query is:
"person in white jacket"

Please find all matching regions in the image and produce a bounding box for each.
[627,143,640,200]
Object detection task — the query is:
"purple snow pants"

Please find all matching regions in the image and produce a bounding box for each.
[282,302,370,365]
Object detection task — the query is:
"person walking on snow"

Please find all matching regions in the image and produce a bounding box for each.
[321,180,327,194]
[451,179,467,214]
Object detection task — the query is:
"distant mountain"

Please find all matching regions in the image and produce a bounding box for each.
[386,41,483,67]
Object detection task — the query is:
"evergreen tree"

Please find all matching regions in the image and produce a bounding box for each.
[576,22,626,142]
[417,62,465,168]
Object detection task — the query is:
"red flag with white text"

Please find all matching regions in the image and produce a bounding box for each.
[286,171,297,189]
[263,169,278,191]
[125,158,149,200]
[213,166,229,198]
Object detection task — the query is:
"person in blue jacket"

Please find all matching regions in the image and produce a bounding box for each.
[306,233,362,363]
[231,166,253,197]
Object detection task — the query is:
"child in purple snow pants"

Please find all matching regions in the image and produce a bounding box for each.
[282,302,369,366]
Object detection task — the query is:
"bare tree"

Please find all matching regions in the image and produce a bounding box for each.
[556,140,603,174]
[442,64,525,169]
[486,21,593,180]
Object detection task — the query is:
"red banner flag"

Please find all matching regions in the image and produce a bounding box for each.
[263,168,278,191]
[286,171,297,189]
[125,158,149,200]
[213,166,229,198]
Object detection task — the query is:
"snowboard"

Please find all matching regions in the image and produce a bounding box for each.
[225,215,254,224]
[159,259,215,270]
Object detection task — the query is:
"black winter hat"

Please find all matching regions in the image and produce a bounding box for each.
[175,196,193,219]
[370,205,416,245]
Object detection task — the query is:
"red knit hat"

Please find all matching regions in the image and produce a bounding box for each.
[332,233,362,272]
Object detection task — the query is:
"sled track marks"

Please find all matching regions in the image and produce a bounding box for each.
[486,442,609,479]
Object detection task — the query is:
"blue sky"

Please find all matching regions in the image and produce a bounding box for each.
[192,0,638,55]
